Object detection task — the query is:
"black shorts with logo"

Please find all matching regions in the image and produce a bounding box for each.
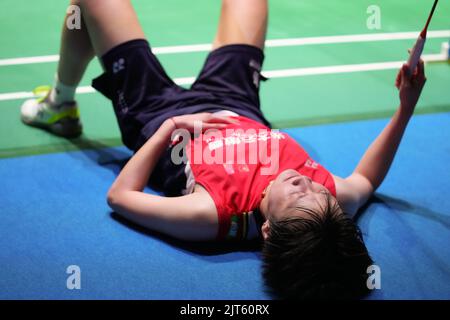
[92,39,270,195]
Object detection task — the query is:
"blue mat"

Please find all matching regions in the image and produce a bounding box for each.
[1,112,449,299]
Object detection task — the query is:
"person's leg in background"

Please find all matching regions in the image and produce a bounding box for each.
[213,0,268,50]
[21,0,145,138]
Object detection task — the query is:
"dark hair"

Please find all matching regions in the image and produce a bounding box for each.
[261,197,373,300]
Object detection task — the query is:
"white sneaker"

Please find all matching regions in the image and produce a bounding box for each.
[20,86,82,138]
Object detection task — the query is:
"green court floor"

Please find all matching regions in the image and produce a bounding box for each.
[0,0,449,158]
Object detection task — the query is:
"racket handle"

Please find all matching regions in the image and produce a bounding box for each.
[407,35,425,73]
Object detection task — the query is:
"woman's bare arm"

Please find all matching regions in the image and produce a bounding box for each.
[107,114,234,240]
[334,60,427,216]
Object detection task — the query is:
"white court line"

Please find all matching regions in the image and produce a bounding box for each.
[0,30,449,67]
[0,55,60,66]
[0,53,445,102]
[265,53,446,77]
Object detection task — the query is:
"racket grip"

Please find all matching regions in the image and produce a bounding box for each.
[407,36,425,73]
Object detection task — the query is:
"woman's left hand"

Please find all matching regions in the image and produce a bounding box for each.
[170,113,239,133]
[395,58,427,116]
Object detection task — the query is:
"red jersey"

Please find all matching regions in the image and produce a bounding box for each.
[186,116,336,240]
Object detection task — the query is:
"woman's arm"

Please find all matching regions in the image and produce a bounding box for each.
[109,119,174,194]
[107,113,235,240]
[335,60,427,216]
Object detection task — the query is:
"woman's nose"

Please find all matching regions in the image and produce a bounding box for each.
[303,176,312,184]
[292,176,312,190]
[302,177,314,192]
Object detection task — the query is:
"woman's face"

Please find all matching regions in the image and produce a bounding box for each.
[265,169,336,221]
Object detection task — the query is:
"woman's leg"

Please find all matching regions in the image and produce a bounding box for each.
[58,0,146,85]
[57,4,94,87]
[74,0,145,57]
[212,0,268,50]
[21,0,147,137]
[190,0,271,127]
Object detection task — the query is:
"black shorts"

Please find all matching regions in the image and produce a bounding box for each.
[92,39,270,195]
[92,39,270,151]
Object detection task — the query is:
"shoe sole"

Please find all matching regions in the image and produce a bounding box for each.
[21,117,82,139]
